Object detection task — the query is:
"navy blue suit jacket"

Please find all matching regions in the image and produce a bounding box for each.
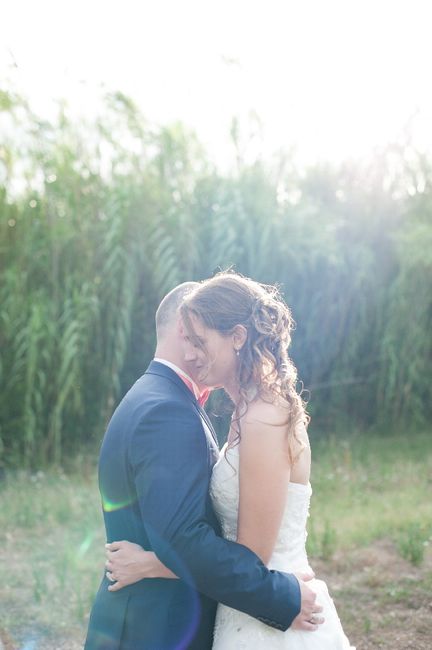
[85,361,300,649]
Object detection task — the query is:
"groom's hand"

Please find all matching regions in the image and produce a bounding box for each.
[290,572,325,631]
[105,540,152,591]
[105,540,178,591]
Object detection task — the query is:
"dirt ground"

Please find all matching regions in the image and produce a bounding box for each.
[314,539,432,649]
[1,539,431,650]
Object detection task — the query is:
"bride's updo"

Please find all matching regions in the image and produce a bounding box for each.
[180,271,308,459]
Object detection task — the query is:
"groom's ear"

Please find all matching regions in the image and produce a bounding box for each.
[232,324,247,351]
[177,317,185,337]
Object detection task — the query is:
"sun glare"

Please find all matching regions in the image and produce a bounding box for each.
[2,0,432,167]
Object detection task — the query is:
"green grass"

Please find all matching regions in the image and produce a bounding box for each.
[307,431,432,555]
[0,465,105,647]
[0,432,431,647]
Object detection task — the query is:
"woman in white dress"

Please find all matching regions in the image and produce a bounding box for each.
[107,272,354,649]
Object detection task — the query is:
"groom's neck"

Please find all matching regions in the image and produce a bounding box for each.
[154,340,185,373]
[154,342,210,395]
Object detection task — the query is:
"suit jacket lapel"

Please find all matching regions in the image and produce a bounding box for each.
[192,402,218,448]
[196,403,218,446]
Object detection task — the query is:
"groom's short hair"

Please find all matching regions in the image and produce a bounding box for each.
[155,281,199,339]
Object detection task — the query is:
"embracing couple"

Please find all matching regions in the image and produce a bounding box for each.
[85,272,354,649]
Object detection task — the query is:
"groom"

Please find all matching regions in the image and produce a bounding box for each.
[85,282,322,649]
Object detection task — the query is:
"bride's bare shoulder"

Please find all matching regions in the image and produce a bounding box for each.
[240,399,309,447]
[241,399,290,430]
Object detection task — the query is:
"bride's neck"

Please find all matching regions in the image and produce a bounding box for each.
[224,378,257,409]
[223,377,240,406]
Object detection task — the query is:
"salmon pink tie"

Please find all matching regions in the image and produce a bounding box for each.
[178,374,210,407]
[198,389,211,407]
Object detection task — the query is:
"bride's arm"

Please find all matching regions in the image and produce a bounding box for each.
[236,403,292,565]
[105,541,178,591]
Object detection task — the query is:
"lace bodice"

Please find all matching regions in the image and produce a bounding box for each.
[209,443,313,574]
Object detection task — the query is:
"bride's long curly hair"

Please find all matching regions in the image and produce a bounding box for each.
[180,271,309,462]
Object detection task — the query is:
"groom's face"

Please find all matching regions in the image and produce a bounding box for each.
[180,314,235,388]
[175,317,209,388]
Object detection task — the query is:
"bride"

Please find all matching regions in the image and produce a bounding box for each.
[106,272,354,649]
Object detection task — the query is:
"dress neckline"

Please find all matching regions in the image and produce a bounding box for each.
[220,442,311,490]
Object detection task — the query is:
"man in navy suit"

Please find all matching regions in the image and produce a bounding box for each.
[85,282,322,649]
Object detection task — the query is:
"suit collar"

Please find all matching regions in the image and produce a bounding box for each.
[146,359,195,402]
[145,359,219,448]
[154,357,203,401]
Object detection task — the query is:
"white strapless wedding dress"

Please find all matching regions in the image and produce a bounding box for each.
[210,443,355,649]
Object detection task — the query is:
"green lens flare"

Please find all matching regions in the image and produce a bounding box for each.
[101,494,135,512]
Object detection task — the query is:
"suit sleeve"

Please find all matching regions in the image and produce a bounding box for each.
[129,399,301,631]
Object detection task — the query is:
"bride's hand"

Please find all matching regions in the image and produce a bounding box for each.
[105,540,178,591]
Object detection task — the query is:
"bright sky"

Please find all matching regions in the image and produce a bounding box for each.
[3,0,432,168]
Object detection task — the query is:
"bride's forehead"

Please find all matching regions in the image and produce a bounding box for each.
[187,312,207,334]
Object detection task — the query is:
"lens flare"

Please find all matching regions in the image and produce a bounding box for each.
[101,494,135,513]
[20,639,37,650]
[77,531,95,557]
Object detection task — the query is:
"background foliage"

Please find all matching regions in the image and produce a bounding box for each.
[1,88,431,467]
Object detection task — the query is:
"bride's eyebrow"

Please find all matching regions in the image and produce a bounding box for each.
[186,332,206,347]
[194,336,206,348]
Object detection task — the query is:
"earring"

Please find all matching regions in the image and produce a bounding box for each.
[235,349,240,356]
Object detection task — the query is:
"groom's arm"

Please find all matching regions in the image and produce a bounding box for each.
[129,399,301,632]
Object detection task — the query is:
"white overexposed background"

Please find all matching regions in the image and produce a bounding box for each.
[2,0,432,168]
